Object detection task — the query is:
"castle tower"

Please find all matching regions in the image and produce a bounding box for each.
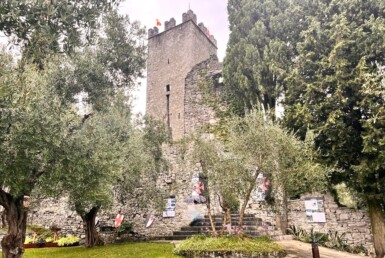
[146,10,217,140]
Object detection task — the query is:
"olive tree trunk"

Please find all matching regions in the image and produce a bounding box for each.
[77,205,103,248]
[238,168,260,234]
[0,190,27,258]
[368,200,385,258]
[199,161,217,235]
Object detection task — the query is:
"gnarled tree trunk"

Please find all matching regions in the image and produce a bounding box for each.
[199,161,216,235]
[1,210,6,228]
[78,206,103,248]
[368,200,385,258]
[0,191,27,258]
[238,168,260,234]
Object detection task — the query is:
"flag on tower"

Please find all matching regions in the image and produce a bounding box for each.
[156,19,161,26]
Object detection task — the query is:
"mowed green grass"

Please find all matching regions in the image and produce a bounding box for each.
[1,242,181,258]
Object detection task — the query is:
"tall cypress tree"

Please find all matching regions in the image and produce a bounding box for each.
[283,1,385,257]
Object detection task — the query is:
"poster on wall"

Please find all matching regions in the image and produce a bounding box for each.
[252,173,270,202]
[184,174,207,204]
[304,198,326,223]
[163,196,176,218]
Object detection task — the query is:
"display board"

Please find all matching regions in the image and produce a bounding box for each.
[163,196,176,217]
[304,198,326,223]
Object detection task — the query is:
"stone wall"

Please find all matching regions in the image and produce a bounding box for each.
[247,193,374,252]
[24,145,216,241]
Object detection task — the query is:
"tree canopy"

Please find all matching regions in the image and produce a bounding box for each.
[0,0,120,66]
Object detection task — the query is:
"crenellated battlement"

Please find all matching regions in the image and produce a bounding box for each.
[164,18,176,31]
[182,9,197,23]
[147,9,217,47]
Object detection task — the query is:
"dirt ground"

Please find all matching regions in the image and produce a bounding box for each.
[277,240,370,258]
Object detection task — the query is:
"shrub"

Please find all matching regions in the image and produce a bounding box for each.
[45,237,54,243]
[24,237,33,244]
[174,235,284,257]
[116,222,133,236]
[55,235,80,247]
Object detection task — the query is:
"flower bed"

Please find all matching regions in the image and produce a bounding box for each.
[174,235,285,258]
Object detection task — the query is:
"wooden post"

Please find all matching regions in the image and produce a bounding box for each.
[312,243,321,258]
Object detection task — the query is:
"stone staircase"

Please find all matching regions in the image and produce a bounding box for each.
[153,214,266,241]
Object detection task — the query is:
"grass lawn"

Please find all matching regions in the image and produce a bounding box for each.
[0,242,181,258]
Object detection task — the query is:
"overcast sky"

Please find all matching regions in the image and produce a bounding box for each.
[119,0,230,115]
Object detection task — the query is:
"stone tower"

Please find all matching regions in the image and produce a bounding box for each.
[146,10,218,140]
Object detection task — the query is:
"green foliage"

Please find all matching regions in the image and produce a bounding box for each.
[287,225,307,241]
[325,231,348,250]
[0,56,79,197]
[0,0,120,66]
[281,0,385,206]
[55,235,80,247]
[116,222,133,235]
[333,183,360,208]
[174,235,283,256]
[24,237,33,244]
[44,237,54,243]
[49,10,146,111]
[224,0,294,116]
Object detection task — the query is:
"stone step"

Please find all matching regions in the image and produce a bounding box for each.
[204,214,256,219]
[180,225,260,232]
[193,221,260,227]
[193,217,260,223]
[173,230,260,236]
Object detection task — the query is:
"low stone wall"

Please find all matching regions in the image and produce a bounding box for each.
[288,194,373,252]
[182,251,285,258]
[247,193,373,253]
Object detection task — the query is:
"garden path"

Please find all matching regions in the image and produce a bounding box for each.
[277,240,369,258]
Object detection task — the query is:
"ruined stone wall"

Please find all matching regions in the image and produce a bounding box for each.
[24,144,216,241]
[184,55,222,135]
[146,10,217,141]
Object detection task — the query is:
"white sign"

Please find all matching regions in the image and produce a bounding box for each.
[304,198,326,223]
[163,197,176,218]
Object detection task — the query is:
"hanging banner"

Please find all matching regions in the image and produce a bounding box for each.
[304,198,326,223]
[253,173,269,202]
[114,213,124,228]
[145,214,156,228]
[184,174,207,204]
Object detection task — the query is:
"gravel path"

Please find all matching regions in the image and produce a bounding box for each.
[277,240,369,258]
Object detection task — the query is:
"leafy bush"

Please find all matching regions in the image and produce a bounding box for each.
[287,225,307,241]
[45,237,54,243]
[26,224,52,241]
[116,222,133,235]
[352,244,368,255]
[24,236,33,244]
[56,235,80,247]
[308,228,328,245]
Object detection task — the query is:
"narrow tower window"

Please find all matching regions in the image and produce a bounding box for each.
[166,84,170,92]
[166,94,171,128]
